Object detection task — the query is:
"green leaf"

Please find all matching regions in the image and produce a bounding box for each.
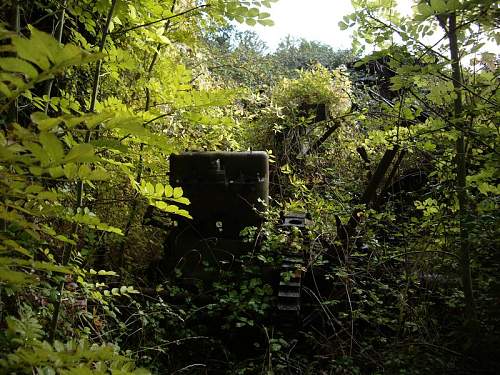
[31,112,64,131]
[29,166,43,176]
[39,132,64,163]
[0,57,38,79]
[78,164,92,178]
[54,234,76,245]
[57,44,83,64]
[48,166,65,178]
[81,113,111,129]
[257,19,274,26]
[12,34,50,70]
[247,8,260,17]
[28,26,63,64]
[32,260,72,274]
[144,182,155,195]
[164,185,173,198]
[64,144,95,163]
[0,71,25,89]
[95,222,122,235]
[173,187,183,199]
[470,42,485,54]
[234,6,248,16]
[430,0,447,13]
[37,190,59,200]
[171,197,190,205]
[126,286,139,294]
[416,2,432,18]
[97,270,118,276]
[25,142,50,167]
[3,239,33,258]
[155,183,164,197]
[25,184,44,194]
[63,163,78,179]
[89,166,109,180]
[0,81,11,97]
[0,267,35,285]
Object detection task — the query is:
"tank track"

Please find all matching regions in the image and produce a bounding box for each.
[276,212,311,327]
[277,253,304,327]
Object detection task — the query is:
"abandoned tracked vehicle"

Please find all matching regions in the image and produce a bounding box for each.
[147,151,321,327]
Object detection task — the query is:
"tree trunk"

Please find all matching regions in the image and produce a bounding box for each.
[335,146,399,252]
[447,12,476,331]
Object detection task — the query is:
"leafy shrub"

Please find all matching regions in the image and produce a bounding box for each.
[0,308,148,374]
[271,63,351,120]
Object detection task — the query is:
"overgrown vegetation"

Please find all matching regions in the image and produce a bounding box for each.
[0,0,498,374]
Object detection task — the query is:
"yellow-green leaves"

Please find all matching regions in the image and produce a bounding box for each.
[220,0,276,26]
[164,185,173,197]
[0,57,38,79]
[430,0,447,13]
[39,132,64,164]
[272,64,352,121]
[139,181,188,203]
[0,235,73,287]
[155,182,164,196]
[467,160,500,196]
[68,209,123,235]
[138,180,191,218]
[88,269,118,276]
[415,0,460,20]
[11,125,105,179]
[1,115,121,183]
[415,1,433,19]
[414,198,440,217]
[106,285,139,297]
[64,144,96,164]
[31,112,65,131]
[11,38,48,70]
[172,187,183,199]
[150,200,191,218]
[2,239,33,258]
[0,26,98,104]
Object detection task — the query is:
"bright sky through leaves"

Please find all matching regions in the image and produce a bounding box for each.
[238,0,414,51]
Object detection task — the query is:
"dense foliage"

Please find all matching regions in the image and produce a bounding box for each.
[0,0,498,374]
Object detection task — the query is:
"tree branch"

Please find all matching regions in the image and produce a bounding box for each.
[109,5,209,36]
[365,11,450,62]
[49,0,118,344]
